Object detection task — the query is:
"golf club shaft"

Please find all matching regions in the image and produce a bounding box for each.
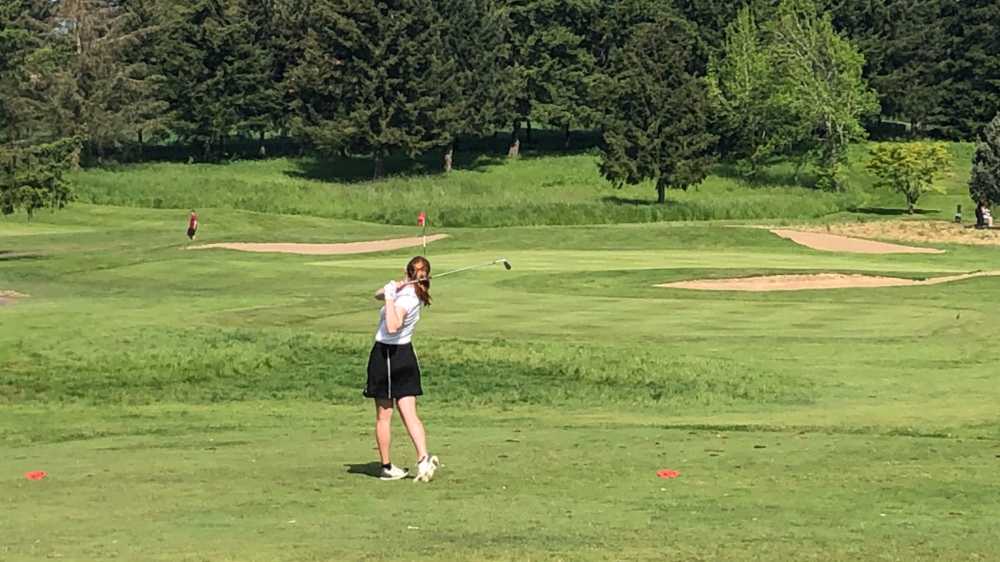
[400,259,509,286]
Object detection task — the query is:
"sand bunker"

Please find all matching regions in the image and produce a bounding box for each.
[0,290,28,305]
[793,221,1000,247]
[658,271,1000,292]
[189,234,448,255]
[770,229,944,254]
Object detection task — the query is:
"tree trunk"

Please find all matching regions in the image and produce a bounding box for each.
[793,157,805,185]
[526,119,532,143]
[563,124,571,149]
[443,143,454,173]
[492,131,499,154]
[373,150,385,180]
[258,129,266,158]
[508,121,521,158]
[656,179,667,204]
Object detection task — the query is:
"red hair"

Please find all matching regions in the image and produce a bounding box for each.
[407,256,431,306]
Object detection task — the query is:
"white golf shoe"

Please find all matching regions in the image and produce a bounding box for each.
[379,464,409,481]
[413,455,440,483]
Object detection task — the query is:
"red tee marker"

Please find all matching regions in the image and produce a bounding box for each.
[417,212,426,227]
[25,471,47,480]
[656,469,680,479]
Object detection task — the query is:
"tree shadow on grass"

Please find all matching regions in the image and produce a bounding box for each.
[287,151,503,184]
[602,196,659,206]
[849,207,937,216]
[714,162,817,189]
[344,462,383,478]
[0,251,44,262]
[285,128,602,184]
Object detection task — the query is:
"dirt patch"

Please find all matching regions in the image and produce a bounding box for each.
[188,234,449,256]
[770,229,944,254]
[794,221,1000,247]
[0,290,28,305]
[658,271,1000,292]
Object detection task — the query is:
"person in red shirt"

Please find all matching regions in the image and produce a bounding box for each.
[187,210,198,240]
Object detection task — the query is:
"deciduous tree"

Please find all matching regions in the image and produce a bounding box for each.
[867,142,951,213]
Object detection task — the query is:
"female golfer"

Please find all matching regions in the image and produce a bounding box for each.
[365,256,440,482]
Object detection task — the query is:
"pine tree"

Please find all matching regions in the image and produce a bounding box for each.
[674,0,748,59]
[1,1,76,145]
[271,0,315,138]
[160,0,273,160]
[828,0,950,137]
[970,113,1000,206]
[1,1,79,217]
[0,138,77,217]
[54,0,169,162]
[599,13,716,204]
[232,0,285,154]
[591,0,679,104]
[503,0,600,156]
[436,0,509,171]
[940,0,1000,138]
[0,1,33,138]
[288,0,454,179]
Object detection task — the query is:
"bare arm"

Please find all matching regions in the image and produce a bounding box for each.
[375,281,406,334]
[383,298,407,334]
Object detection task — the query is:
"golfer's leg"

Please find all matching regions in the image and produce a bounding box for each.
[375,399,394,464]
[395,396,428,461]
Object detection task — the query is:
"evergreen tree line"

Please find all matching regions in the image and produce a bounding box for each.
[2,0,999,214]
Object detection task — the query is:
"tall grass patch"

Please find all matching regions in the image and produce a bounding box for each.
[0,327,812,408]
[72,152,879,226]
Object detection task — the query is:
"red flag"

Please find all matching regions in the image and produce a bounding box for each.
[417,212,426,227]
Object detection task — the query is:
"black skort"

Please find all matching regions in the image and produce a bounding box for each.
[187,227,197,239]
[364,341,423,399]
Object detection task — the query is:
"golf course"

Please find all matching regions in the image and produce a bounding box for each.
[3,146,999,561]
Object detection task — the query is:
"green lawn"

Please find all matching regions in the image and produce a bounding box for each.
[2,152,999,561]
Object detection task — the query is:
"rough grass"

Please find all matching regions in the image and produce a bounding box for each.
[67,142,977,227]
[71,152,871,226]
[0,327,812,408]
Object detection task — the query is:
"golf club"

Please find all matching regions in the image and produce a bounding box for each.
[400,257,512,286]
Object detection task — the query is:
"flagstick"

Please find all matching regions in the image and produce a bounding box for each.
[422,222,427,253]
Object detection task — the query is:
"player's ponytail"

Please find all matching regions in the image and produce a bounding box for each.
[407,256,432,306]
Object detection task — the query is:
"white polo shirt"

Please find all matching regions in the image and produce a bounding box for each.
[374,285,422,345]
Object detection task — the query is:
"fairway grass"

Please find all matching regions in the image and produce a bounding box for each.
[2,204,999,561]
[3,404,998,562]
